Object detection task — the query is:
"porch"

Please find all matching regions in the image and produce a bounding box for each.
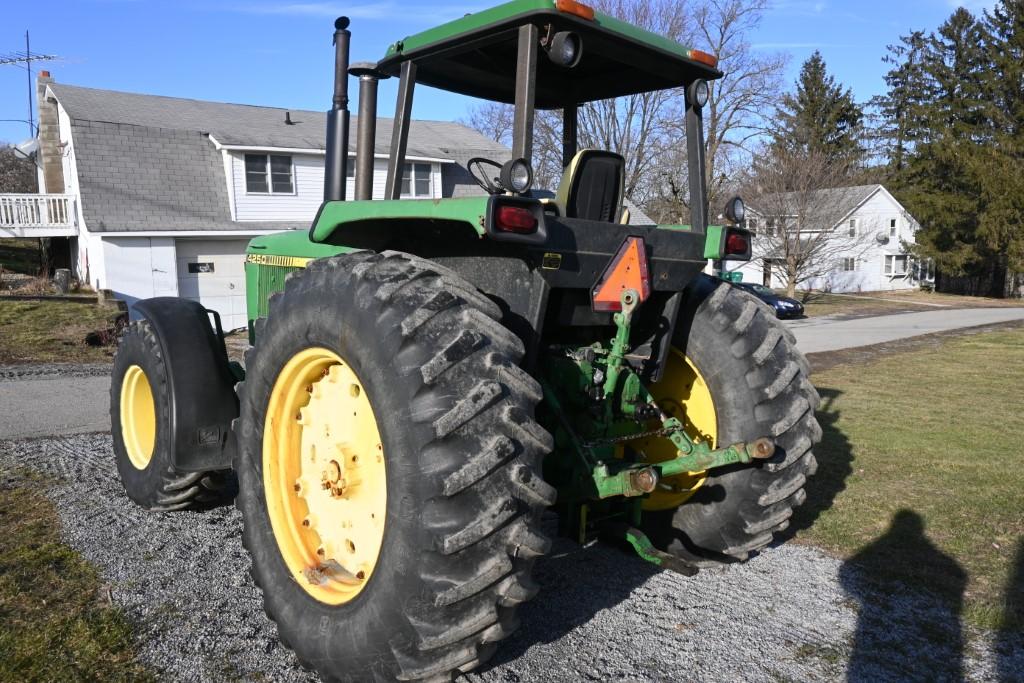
[0,194,78,238]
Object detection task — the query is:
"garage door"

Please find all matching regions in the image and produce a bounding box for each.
[176,239,250,331]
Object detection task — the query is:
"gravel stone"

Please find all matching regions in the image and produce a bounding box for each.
[1,434,1020,682]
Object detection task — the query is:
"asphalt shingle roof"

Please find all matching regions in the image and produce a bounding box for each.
[50,83,508,160]
[752,184,882,226]
[49,83,508,232]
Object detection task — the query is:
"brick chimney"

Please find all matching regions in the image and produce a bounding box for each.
[36,71,64,194]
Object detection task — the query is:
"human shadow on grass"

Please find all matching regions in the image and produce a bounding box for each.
[997,539,1024,683]
[839,510,967,683]
[777,386,854,541]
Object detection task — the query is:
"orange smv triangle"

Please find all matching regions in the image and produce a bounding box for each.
[591,236,651,312]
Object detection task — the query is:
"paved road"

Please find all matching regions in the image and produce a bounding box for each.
[3,307,1023,441]
[0,373,110,440]
[785,307,1024,354]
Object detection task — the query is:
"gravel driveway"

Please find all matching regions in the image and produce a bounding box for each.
[2,434,1019,682]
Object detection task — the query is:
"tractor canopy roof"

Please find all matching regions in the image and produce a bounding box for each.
[376,0,723,109]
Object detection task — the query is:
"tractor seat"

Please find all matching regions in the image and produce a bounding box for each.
[554,150,626,223]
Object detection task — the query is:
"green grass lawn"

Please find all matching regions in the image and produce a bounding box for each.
[0,239,42,276]
[0,473,153,681]
[0,300,123,364]
[797,289,1024,318]
[795,327,1024,629]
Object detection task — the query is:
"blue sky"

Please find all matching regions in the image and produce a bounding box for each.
[0,0,999,144]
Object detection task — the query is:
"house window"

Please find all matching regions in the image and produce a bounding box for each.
[890,218,897,237]
[885,254,909,275]
[747,218,758,232]
[841,258,856,272]
[766,218,776,238]
[245,154,294,194]
[848,218,857,237]
[401,163,432,198]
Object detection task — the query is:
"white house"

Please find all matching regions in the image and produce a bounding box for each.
[729,184,932,293]
[1,75,518,330]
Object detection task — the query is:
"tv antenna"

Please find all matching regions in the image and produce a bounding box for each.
[0,31,60,137]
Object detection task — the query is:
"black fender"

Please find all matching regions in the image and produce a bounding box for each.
[133,297,238,472]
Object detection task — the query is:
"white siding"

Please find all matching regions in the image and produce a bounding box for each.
[731,187,923,293]
[101,237,178,313]
[175,239,250,330]
[231,152,325,222]
[229,152,442,221]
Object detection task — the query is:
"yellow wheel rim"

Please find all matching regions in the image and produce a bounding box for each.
[120,364,156,470]
[626,349,717,511]
[262,347,387,605]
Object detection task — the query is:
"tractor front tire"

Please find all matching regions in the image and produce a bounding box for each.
[234,251,553,682]
[110,320,229,510]
[648,276,821,563]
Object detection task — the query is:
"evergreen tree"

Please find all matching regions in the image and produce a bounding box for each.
[875,2,1024,296]
[870,31,931,174]
[897,9,986,268]
[772,51,863,166]
[976,1,1024,292]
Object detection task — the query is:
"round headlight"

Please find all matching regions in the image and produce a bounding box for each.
[688,79,709,108]
[500,158,533,194]
[548,31,582,68]
[725,195,745,223]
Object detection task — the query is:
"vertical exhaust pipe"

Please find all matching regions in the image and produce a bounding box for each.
[324,16,351,202]
[349,62,389,201]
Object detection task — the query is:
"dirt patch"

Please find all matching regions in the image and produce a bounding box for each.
[222,330,250,365]
[807,319,1024,374]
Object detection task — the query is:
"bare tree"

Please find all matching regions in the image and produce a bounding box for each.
[650,0,786,223]
[742,147,878,297]
[461,0,696,203]
[460,0,784,219]
[0,144,38,193]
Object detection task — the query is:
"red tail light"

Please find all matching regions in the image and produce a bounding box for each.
[725,230,749,256]
[496,205,539,234]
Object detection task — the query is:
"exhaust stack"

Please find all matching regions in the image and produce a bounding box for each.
[324,16,351,202]
[349,62,389,201]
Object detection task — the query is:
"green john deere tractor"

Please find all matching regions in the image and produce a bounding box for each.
[110,1,820,680]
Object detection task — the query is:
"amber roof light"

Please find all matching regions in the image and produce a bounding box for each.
[688,49,719,68]
[556,0,596,21]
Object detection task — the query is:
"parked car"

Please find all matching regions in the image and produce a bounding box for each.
[731,282,805,319]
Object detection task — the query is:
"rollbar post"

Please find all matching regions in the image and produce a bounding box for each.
[385,60,416,200]
[562,104,578,168]
[512,24,539,162]
[684,89,708,233]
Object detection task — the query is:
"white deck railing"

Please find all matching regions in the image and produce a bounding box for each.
[0,194,77,235]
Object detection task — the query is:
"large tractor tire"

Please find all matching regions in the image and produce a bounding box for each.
[642,275,820,563]
[110,321,229,510]
[234,251,553,682]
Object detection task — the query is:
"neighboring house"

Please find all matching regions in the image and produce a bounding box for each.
[729,184,932,293]
[0,75,518,329]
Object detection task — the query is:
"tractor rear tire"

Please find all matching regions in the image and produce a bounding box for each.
[110,320,229,510]
[647,276,821,563]
[234,251,553,682]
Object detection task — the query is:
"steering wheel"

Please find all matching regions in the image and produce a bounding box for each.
[467,157,504,194]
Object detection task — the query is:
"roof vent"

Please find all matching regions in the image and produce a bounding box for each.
[285,111,295,125]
